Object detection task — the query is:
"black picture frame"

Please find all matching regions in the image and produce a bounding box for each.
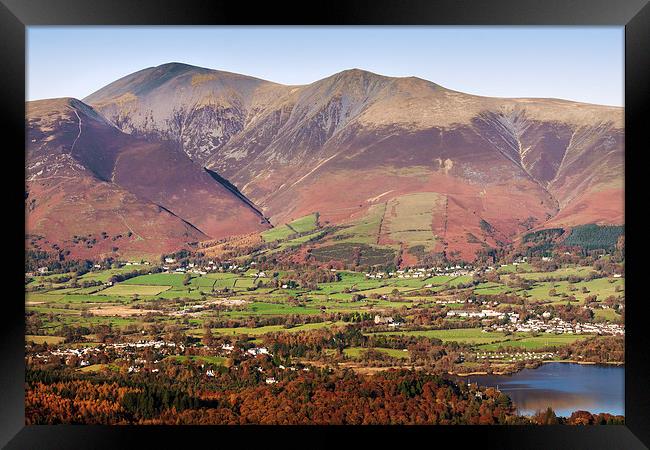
[1,1,648,448]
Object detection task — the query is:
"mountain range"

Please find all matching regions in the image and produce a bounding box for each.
[26,62,624,262]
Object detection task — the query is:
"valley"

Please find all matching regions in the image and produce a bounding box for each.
[24,62,625,426]
[25,240,625,424]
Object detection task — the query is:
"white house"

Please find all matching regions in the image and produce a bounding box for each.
[374,315,394,324]
[247,347,269,356]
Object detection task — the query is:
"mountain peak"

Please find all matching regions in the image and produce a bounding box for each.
[307,68,392,99]
[155,61,195,69]
[329,68,386,81]
[338,67,378,75]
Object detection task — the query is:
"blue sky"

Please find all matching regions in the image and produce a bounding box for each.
[27,26,623,106]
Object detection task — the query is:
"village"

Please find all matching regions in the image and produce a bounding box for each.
[471,350,559,364]
[27,338,275,376]
[489,316,625,336]
[365,264,475,279]
[26,242,625,407]
[445,306,624,336]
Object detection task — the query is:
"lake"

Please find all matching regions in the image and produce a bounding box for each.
[459,362,624,417]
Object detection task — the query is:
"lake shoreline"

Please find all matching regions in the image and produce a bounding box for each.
[542,359,624,366]
[454,362,625,417]
[451,360,624,377]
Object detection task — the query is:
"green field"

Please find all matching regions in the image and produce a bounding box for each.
[78,363,120,373]
[30,293,127,304]
[79,265,146,282]
[384,192,443,252]
[369,328,509,345]
[99,284,171,296]
[516,277,624,303]
[286,214,318,233]
[594,308,620,321]
[315,271,374,294]
[473,284,512,295]
[268,231,328,253]
[232,302,323,316]
[517,266,596,280]
[122,273,187,287]
[329,203,387,245]
[26,335,65,344]
[497,263,533,274]
[370,328,596,350]
[191,321,346,337]
[289,230,325,244]
[262,213,319,242]
[447,275,474,287]
[477,334,594,351]
[26,292,64,303]
[261,226,295,242]
[25,260,623,361]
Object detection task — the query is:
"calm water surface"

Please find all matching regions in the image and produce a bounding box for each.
[459,363,624,417]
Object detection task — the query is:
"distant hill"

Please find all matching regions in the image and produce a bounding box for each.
[26,97,270,259]
[29,63,623,262]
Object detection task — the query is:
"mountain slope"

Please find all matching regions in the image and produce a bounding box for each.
[84,62,287,165]
[26,97,270,259]
[84,63,624,261]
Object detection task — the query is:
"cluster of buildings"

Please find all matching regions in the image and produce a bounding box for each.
[489,316,625,336]
[250,271,267,278]
[246,347,270,356]
[483,257,529,272]
[374,315,402,327]
[261,365,311,384]
[163,260,207,274]
[31,337,281,375]
[435,299,500,306]
[171,298,248,317]
[447,309,519,322]
[475,351,557,362]
[30,339,182,369]
[218,343,272,358]
[365,265,474,280]
[122,261,150,266]
[162,259,245,275]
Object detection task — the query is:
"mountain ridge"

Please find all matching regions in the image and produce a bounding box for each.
[26,97,270,259]
[27,63,623,261]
